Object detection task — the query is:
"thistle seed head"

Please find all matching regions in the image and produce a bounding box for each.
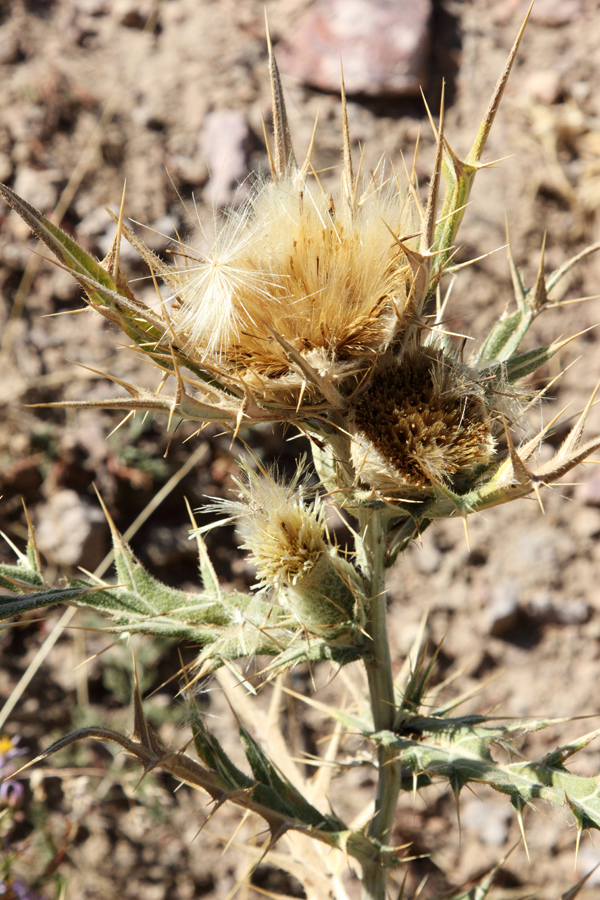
[165,174,418,412]
[349,347,497,496]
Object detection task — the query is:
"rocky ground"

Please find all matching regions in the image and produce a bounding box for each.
[2,0,600,897]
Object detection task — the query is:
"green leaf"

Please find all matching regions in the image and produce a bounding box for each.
[0,535,44,591]
[0,183,171,368]
[478,306,534,364]
[430,10,530,283]
[0,585,102,619]
[189,706,254,790]
[239,724,339,829]
[194,530,221,601]
[264,636,365,674]
[0,183,119,294]
[0,562,44,593]
[110,529,216,618]
[480,343,562,385]
[375,717,600,834]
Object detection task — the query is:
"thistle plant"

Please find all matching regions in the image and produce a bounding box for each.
[3,6,600,899]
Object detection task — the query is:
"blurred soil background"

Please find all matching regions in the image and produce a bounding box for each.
[2,0,600,897]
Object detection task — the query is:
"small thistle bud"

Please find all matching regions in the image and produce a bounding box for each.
[205,462,364,637]
[282,550,364,637]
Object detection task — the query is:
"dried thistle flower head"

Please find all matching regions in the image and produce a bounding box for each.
[158,43,424,421]
[2,12,600,529]
[167,177,417,389]
[349,346,497,497]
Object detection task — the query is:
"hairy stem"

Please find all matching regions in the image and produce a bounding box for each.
[359,510,401,900]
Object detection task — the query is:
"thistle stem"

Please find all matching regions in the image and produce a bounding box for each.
[359,510,401,900]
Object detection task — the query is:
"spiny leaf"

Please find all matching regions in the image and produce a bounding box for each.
[0,584,104,618]
[562,864,600,900]
[0,182,122,296]
[430,3,533,283]
[0,533,292,656]
[478,307,535,364]
[193,529,221,602]
[375,718,600,836]
[108,525,213,616]
[0,562,44,593]
[481,341,565,384]
[31,705,401,868]
[0,533,45,591]
[239,724,340,829]
[190,706,254,791]
[261,635,366,675]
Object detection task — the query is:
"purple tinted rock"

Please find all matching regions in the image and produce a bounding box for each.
[576,468,600,507]
[530,0,585,26]
[277,0,432,97]
[202,110,251,208]
[495,0,585,27]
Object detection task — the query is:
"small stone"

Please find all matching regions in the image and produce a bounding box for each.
[77,205,113,238]
[0,27,21,66]
[461,797,512,846]
[530,0,585,26]
[12,167,60,213]
[74,420,110,469]
[35,490,109,570]
[277,0,432,97]
[71,0,109,13]
[170,152,209,189]
[525,593,590,626]
[202,110,251,207]
[526,591,554,623]
[494,0,585,26]
[483,580,520,636]
[5,105,45,144]
[576,468,600,507]
[523,71,562,105]
[555,597,590,626]
[410,539,442,575]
